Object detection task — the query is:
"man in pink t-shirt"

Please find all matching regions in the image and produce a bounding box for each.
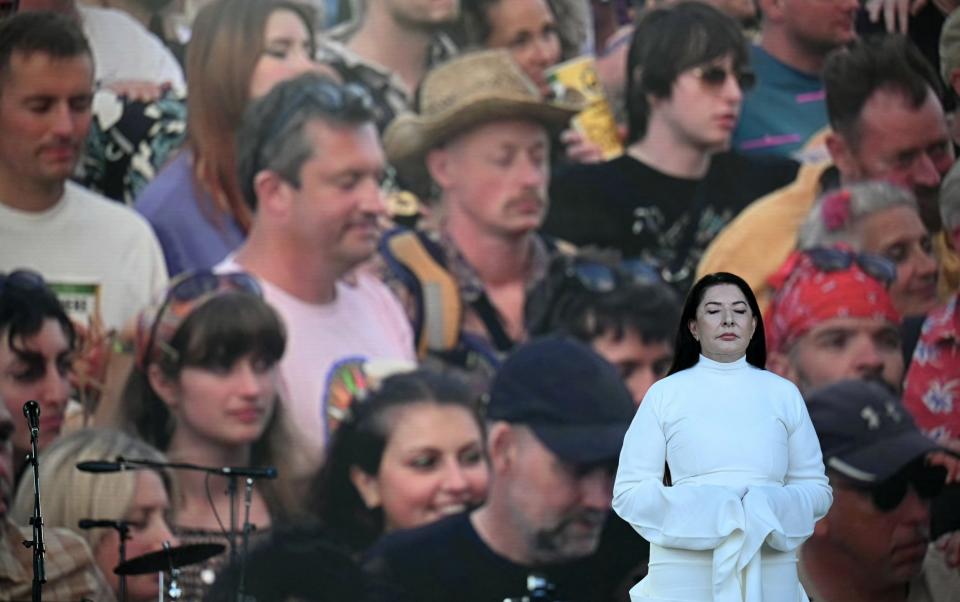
[223,73,414,468]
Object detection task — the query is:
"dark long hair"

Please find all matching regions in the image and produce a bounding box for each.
[668,272,766,375]
[308,369,484,556]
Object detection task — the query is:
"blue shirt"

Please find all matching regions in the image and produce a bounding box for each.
[135,151,245,277]
[733,45,828,160]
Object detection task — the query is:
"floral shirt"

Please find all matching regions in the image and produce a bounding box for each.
[903,294,960,441]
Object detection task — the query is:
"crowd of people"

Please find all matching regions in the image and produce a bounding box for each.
[1,0,960,600]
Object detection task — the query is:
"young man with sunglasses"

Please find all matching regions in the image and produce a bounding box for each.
[543,1,799,296]
[228,72,414,467]
[0,12,167,332]
[801,379,960,602]
[766,246,905,395]
[732,0,858,160]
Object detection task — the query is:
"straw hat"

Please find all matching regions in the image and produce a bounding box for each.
[384,49,583,188]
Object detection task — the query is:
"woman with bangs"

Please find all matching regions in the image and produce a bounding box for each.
[118,270,299,599]
[134,0,334,277]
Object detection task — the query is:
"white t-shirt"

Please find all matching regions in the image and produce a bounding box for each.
[79,5,185,92]
[0,182,169,331]
[218,258,415,465]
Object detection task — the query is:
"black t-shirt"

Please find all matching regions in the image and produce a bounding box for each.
[363,512,646,602]
[543,151,799,294]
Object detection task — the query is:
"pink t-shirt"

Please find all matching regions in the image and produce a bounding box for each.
[218,259,415,464]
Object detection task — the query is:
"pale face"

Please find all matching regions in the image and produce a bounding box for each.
[0,320,72,454]
[653,54,744,152]
[833,89,954,225]
[485,0,561,96]
[857,205,938,318]
[169,355,278,448]
[0,52,93,191]
[430,119,549,238]
[781,316,904,393]
[93,470,177,602]
[285,119,386,274]
[384,0,460,28]
[779,0,858,57]
[823,481,930,588]
[688,284,756,363]
[591,330,673,405]
[248,9,321,99]
[355,403,489,532]
[503,428,612,564]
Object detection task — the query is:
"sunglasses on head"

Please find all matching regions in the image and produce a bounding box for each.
[0,269,47,295]
[690,64,756,92]
[143,271,262,366]
[845,462,945,512]
[804,247,897,287]
[566,259,663,293]
[255,79,375,175]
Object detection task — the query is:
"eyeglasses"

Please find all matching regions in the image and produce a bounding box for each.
[841,463,945,512]
[140,271,262,368]
[690,64,756,92]
[0,269,46,295]
[804,247,897,287]
[566,259,664,293]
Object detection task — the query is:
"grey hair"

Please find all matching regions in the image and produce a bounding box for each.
[236,72,376,210]
[797,181,919,250]
[940,161,960,232]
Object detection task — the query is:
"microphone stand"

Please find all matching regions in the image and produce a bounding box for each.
[236,478,254,602]
[79,521,130,601]
[81,457,275,602]
[23,417,45,601]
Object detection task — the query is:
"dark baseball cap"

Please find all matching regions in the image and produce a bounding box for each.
[806,379,941,483]
[487,336,635,465]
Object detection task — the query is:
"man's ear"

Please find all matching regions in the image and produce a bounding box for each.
[767,350,796,381]
[825,131,859,179]
[486,422,518,476]
[425,147,452,190]
[253,170,292,221]
[950,68,960,100]
[147,364,180,410]
[349,466,382,510]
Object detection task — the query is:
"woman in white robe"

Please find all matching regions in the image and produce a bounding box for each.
[613,272,833,601]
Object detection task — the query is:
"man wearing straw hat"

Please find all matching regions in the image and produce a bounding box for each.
[378,49,581,387]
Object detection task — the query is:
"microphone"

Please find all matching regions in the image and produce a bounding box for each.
[22,400,39,432]
[219,466,277,479]
[76,460,125,473]
[78,519,129,531]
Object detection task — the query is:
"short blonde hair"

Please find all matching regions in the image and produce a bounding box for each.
[11,429,171,552]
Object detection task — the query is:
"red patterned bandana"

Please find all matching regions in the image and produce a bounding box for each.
[766,248,901,353]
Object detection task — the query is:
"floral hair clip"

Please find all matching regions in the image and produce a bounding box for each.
[821,189,852,232]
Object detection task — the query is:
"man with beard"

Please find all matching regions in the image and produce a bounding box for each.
[378,50,579,388]
[318,0,460,132]
[364,336,636,602]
